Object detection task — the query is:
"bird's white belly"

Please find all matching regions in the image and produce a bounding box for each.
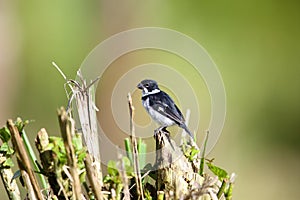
[143,98,175,126]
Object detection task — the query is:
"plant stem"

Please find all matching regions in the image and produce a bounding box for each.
[217,179,226,198]
[128,93,144,200]
[199,131,209,176]
[22,130,48,190]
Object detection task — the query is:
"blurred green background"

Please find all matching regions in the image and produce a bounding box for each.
[1,0,300,199]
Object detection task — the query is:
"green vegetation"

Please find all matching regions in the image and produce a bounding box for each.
[0,115,235,200]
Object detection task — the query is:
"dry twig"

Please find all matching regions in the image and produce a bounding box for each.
[84,152,103,200]
[7,119,43,200]
[58,108,82,199]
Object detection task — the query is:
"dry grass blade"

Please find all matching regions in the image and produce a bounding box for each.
[7,119,43,200]
[127,93,144,200]
[58,108,82,200]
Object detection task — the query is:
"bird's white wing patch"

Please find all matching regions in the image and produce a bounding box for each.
[142,89,161,97]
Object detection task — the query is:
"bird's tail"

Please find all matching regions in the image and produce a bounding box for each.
[181,124,194,139]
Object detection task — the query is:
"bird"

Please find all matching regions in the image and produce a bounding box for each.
[137,79,193,139]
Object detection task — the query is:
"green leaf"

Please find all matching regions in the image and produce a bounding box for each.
[200,131,209,176]
[122,156,133,176]
[3,158,14,167]
[124,138,132,163]
[107,160,118,176]
[122,156,131,168]
[0,127,11,142]
[0,142,14,155]
[103,175,112,183]
[189,146,200,161]
[49,136,67,165]
[207,162,229,180]
[116,182,124,198]
[72,134,83,150]
[14,118,31,132]
[79,171,86,183]
[14,118,30,132]
[137,138,147,168]
[144,188,153,200]
[76,148,87,162]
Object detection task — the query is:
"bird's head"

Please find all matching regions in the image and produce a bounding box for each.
[137,79,160,96]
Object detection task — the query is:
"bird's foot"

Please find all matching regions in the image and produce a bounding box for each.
[154,127,174,150]
[154,127,169,138]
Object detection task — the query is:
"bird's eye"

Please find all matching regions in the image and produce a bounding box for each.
[144,83,149,87]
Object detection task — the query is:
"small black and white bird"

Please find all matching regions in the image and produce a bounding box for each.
[137,79,193,138]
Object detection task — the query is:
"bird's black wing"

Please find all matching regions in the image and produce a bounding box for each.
[149,91,185,126]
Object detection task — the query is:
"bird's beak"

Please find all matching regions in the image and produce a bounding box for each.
[137,83,143,89]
